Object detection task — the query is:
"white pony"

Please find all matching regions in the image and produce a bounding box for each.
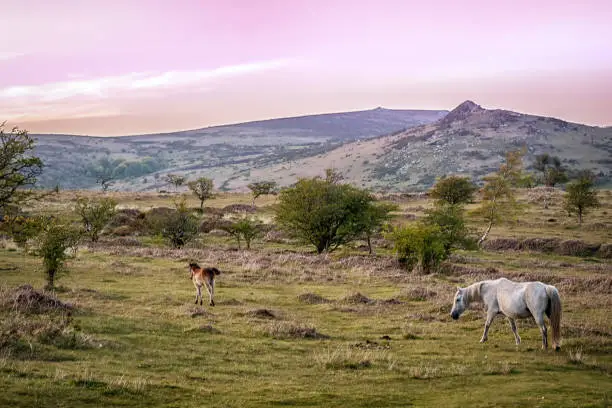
[450,278,562,350]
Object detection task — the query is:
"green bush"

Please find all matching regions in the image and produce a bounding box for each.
[422,204,475,253]
[429,175,477,205]
[220,217,264,249]
[275,177,381,253]
[388,224,447,274]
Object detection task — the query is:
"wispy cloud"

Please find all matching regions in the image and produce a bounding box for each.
[0,58,294,123]
[0,58,293,102]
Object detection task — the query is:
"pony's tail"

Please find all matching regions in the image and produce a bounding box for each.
[546,285,562,350]
[211,267,221,275]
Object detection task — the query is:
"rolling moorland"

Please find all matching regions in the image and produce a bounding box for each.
[31,107,447,191]
[0,187,611,407]
[30,101,612,192]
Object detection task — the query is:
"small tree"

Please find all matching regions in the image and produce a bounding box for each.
[75,197,117,243]
[0,123,44,211]
[429,175,477,205]
[95,173,114,192]
[247,181,277,207]
[534,154,568,187]
[563,171,599,224]
[165,174,185,192]
[188,177,214,209]
[474,149,525,246]
[275,177,375,253]
[388,224,446,274]
[36,220,81,289]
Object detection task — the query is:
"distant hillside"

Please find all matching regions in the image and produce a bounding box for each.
[236,101,612,191]
[31,107,447,190]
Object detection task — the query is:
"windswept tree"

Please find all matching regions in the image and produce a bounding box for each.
[188,177,214,209]
[165,174,185,192]
[534,153,568,187]
[429,175,477,205]
[474,149,526,246]
[0,123,44,212]
[247,181,277,207]
[275,177,378,253]
[75,197,117,243]
[563,171,599,224]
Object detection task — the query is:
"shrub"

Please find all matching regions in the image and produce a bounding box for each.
[35,220,82,289]
[388,224,447,273]
[148,199,199,248]
[422,204,475,253]
[219,217,265,249]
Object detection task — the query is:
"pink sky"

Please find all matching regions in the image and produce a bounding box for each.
[2,0,611,135]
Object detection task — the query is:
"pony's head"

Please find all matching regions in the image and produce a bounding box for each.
[450,287,467,320]
[189,262,200,270]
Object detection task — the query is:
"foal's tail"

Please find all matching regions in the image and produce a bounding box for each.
[210,267,221,275]
[545,285,562,350]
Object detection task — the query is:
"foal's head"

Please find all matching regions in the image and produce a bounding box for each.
[450,288,468,320]
[188,262,200,277]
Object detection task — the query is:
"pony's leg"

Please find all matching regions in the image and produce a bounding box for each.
[534,313,548,350]
[209,279,215,307]
[197,285,203,306]
[194,285,199,304]
[507,317,521,345]
[480,312,497,343]
[205,280,215,307]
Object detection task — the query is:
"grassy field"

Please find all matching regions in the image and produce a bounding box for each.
[0,190,610,407]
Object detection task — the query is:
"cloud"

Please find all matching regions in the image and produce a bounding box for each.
[0,58,293,102]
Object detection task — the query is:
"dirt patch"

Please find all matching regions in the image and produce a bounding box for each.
[297,293,330,304]
[350,339,390,350]
[482,238,605,258]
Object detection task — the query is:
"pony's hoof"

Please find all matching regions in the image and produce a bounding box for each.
[479,339,487,343]
[554,346,560,352]
[209,302,215,307]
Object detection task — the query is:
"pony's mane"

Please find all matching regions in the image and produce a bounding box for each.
[465,281,483,304]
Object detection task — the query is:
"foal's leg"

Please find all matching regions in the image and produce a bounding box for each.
[507,317,521,345]
[209,279,215,307]
[533,313,548,350]
[480,311,497,343]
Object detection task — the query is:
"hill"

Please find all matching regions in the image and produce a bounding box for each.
[31,107,447,190]
[238,101,612,191]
